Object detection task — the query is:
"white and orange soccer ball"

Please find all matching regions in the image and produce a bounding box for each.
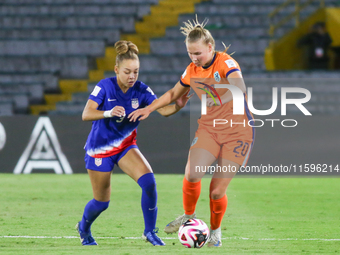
[178,219,210,248]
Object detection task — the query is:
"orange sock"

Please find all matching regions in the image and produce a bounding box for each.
[182,177,201,215]
[210,195,228,230]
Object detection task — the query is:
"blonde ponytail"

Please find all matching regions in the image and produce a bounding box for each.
[180,14,215,50]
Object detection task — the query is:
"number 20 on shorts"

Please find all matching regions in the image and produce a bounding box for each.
[233,140,249,157]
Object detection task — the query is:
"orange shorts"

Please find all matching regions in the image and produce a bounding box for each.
[190,126,254,166]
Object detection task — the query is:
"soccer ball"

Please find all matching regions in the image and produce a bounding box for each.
[178,219,210,248]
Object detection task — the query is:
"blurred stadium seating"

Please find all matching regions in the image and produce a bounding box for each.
[0,0,339,116]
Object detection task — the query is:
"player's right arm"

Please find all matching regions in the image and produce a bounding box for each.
[82,99,125,121]
[128,81,189,122]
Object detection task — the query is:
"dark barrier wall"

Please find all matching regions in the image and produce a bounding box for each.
[0,115,191,174]
[0,115,339,176]
[0,116,91,173]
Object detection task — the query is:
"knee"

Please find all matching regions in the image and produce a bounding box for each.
[144,181,156,194]
[186,177,201,183]
[138,173,156,196]
[144,181,156,198]
[210,189,225,200]
[185,173,201,183]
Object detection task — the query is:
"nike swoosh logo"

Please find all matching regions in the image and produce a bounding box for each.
[108,98,116,101]
[148,207,156,210]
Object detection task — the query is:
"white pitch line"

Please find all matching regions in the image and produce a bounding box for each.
[0,236,339,241]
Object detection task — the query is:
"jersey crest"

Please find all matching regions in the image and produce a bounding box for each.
[131,98,139,109]
[214,71,221,82]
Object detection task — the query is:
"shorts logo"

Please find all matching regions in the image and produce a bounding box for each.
[131,98,139,109]
[95,158,102,166]
[214,71,221,82]
[191,137,198,146]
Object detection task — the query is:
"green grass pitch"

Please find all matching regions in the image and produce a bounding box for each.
[0,174,339,254]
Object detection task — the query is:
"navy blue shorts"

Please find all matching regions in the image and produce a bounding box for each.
[85,145,138,172]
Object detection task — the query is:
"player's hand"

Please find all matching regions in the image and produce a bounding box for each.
[175,90,193,108]
[206,98,221,107]
[111,106,126,117]
[128,107,151,122]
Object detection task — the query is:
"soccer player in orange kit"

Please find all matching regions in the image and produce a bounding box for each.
[129,17,255,247]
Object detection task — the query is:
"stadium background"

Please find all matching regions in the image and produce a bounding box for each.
[0,1,339,254]
[0,0,339,174]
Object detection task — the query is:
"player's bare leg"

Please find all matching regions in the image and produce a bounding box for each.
[164,148,216,234]
[118,148,165,246]
[208,158,240,247]
[88,169,112,202]
[76,170,111,245]
[118,148,153,182]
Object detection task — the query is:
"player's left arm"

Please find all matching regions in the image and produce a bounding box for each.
[206,71,246,107]
[156,90,192,117]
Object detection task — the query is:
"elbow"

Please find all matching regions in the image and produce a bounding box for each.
[82,111,89,121]
[158,111,169,117]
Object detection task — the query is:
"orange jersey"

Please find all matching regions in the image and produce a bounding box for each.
[180,51,253,133]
